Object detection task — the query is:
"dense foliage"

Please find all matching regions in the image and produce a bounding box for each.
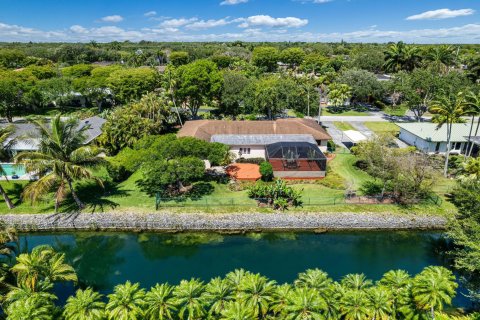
[247,180,303,210]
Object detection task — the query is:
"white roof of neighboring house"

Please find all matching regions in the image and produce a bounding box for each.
[396,122,474,143]
[210,134,317,146]
[343,130,368,144]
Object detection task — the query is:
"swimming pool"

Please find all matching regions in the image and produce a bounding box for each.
[1,163,27,176]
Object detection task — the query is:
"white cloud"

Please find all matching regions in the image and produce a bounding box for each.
[298,0,333,3]
[185,18,233,30]
[239,15,308,28]
[159,18,198,28]
[1,20,480,43]
[144,11,157,17]
[220,0,248,5]
[406,8,475,21]
[100,15,124,23]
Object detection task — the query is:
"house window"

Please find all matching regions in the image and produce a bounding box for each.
[239,148,251,155]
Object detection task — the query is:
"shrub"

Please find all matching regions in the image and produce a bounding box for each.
[360,180,384,196]
[318,171,346,190]
[327,140,336,152]
[106,161,131,183]
[247,180,303,210]
[259,162,274,182]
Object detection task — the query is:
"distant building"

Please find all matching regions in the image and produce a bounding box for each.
[1,116,106,154]
[397,122,474,155]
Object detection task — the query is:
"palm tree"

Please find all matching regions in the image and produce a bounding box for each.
[378,270,411,319]
[172,278,208,320]
[225,269,252,298]
[15,114,104,212]
[220,301,256,320]
[384,42,421,72]
[340,290,371,320]
[465,91,480,157]
[63,288,106,320]
[11,245,77,291]
[341,274,373,292]
[295,269,333,292]
[0,225,18,287]
[204,277,233,316]
[144,283,177,320]
[411,266,458,320]
[430,93,467,177]
[238,273,276,318]
[271,283,292,316]
[284,287,327,320]
[366,287,392,320]
[426,45,456,74]
[461,158,480,180]
[328,83,352,108]
[0,125,16,209]
[4,281,56,307]
[106,281,145,320]
[6,296,55,320]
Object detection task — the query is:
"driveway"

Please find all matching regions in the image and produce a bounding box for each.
[322,121,348,149]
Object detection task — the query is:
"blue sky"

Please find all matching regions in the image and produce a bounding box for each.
[0,0,479,43]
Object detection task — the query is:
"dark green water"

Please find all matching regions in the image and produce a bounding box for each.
[19,231,470,307]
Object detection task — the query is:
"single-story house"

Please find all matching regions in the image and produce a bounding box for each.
[1,116,106,154]
[396,122,475,155]
[178,119,331,179]
[178,118,332,153]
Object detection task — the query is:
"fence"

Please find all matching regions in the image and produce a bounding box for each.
[154,194,442,209]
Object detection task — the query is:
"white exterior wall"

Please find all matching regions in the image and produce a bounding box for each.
[230,145,266,159]
[399,129,467,154]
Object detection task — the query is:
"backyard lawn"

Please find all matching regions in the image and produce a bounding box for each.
[363,122,400,135]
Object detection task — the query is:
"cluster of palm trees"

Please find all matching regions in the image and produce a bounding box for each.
[0,244,462,319]
[384,42,457,73]
[0,114,104,212]
[429,91,480,177]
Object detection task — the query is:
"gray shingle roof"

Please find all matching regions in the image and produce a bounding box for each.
[210,134,317,145]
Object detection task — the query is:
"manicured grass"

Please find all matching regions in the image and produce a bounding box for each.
[322,108,370,116]
[383,105,408,117]
[363,122,400,135]
[333,122,355,131]
[328,151,374,190]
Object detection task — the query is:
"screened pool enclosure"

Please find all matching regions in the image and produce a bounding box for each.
[266,142,327,178]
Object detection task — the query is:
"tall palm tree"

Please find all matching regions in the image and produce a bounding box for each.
[204,277,233,316]
[11,245,77,291]
[430,93,467,177]
[15,114,104,212]
[63,288,106,320]
[366,287,392,320]
[378,269,411,319]
[172,278,208,320]
[284,287,327,320]
[225,269,252,298]
[106,281,145,320]
[384,42,421,72]
[144,283,177,320]
[295,269,333,292]
[0,125,16,209]
[271,283,292,316]
[341,274,373,292]
[220,301,256,320]
[238,273,276,318]
[465,91,480,157]
[340,290,371,320]
[426,46,456,74]
[411,266,458,320]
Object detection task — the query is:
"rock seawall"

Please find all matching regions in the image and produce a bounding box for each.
[0,212,447,232]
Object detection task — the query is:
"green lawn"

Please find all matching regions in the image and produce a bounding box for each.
[322,106,370,116]
[363,122,400,135]
[383,105,408,117]
[328,151,374,190]
[333,122,355,131]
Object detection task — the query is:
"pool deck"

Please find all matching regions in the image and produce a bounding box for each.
[0,212,447,232]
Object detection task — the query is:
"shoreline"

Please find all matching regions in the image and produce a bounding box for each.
[0,212,447,232]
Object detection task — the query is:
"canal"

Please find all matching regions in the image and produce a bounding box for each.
[20,230,471,307]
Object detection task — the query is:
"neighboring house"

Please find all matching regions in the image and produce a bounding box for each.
[178,119,331,179]
[397,122,474,155]
[1,116,106,154]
